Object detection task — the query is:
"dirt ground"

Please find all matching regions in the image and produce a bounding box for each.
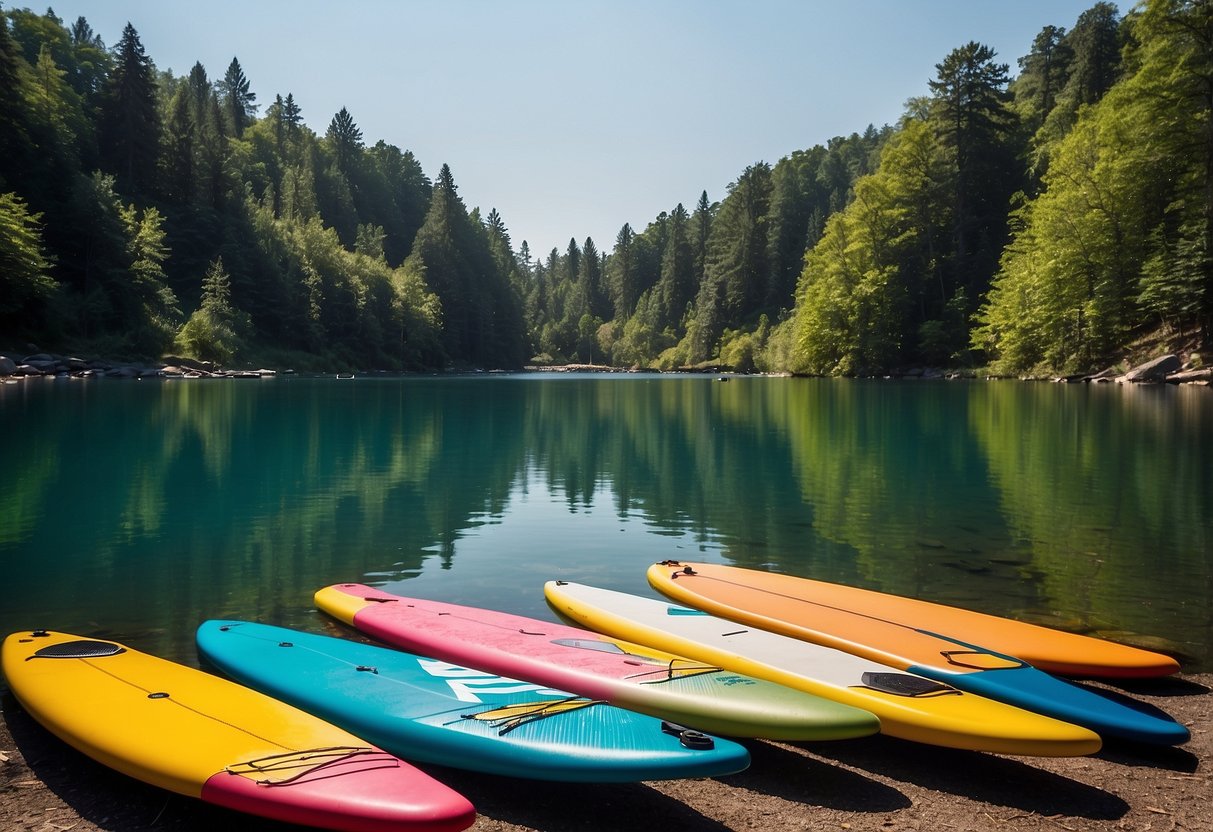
[1,674,1208,832]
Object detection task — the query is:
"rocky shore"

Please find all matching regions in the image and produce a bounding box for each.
[0,351,281,380]
[2,348,1211,385]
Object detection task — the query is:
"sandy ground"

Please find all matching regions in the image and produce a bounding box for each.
[2,674,1209,832]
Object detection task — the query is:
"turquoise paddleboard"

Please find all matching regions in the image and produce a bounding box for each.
[196,621,750,782]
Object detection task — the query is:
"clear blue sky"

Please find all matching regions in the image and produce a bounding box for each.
[44,0,1100,256]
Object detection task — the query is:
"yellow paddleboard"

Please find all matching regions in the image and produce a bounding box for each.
[545,581,1104,756]
[2,630,475,831]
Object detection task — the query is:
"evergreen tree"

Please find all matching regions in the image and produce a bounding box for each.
[200,89,229,208]
[710,163,773,322]
[691,190,714,288]
[656,203,694,329]
[1034,3,1123,166]
[282,92,302,144]
[221,56,257,136]
[67,16,109,107]
[176,256,249,363]
[327,106,363,173]
[163,86,195,202]
[186,61,210,114]
[1013,25,1073,138]
[766,151,824,313]
[1013,24,1073,184]
[517,239,532,276]
[99,23,161,194]
[928,41,1018,302]
[1066,2,1123,107]
[580,236,610,321]
[608,223,638,318]
[365,140,430,264]
[406,163,525,367]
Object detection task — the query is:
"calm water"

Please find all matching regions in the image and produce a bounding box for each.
[2,375,1211,674]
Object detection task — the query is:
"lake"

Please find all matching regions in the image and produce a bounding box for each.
[1,374,1210,674]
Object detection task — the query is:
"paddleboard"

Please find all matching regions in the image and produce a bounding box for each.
[1,629,475,832]
[315,583,879,741]
[648,562,1190,746]
[197,620,750,782]
[543,581,1104,756]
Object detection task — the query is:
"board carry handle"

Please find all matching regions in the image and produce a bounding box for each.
[660,721,715,750]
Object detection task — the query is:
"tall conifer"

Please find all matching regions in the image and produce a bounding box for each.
[99,23,160,194]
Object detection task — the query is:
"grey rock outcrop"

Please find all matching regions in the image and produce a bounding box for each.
[1119,354,1181,383]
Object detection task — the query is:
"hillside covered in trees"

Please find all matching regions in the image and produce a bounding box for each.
[1,0,1210,374]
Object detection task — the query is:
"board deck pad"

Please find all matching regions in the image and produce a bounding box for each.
[314,583,880,741]
[196,620,750,782]
[2,630,476,832]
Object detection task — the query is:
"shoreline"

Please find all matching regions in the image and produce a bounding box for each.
[3,347,1212,385]
[2,673,1208,831]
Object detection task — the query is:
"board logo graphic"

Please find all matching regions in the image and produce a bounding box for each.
[416,658,571,703]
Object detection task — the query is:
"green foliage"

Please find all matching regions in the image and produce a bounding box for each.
[788,118,956,374]
[5,2,1210,372]
[0,9,514,370]
[568,126,888,370]
[175,257,252,364]
[99,23,160,194]
[0,190,55,334]
[976,0,1211,373]
[221,57,256,137]
[326,106,362,173]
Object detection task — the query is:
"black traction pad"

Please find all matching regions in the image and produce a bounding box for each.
[33,640,126,659]
[861,671,956,697]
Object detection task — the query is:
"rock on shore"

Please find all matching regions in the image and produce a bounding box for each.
[0,351,276,380]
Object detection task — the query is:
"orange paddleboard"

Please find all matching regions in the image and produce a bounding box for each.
[648,562,1178,678]
[648,561,1189,746]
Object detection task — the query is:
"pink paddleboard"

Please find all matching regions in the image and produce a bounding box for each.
[314,583,880,741]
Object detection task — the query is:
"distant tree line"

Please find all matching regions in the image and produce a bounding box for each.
[2,1,1209,374]
[0,7,522,368]
[525,0,1211,375]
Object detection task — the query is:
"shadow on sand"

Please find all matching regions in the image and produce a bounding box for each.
[798,734,1129,821]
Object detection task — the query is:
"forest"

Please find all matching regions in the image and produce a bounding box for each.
[1,0,1210,375]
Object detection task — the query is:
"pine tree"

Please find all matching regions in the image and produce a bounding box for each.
[1013,24,1074,184]
[1066,3,1122,107]
[407,162,527,365]
[283,93,302,136]
[710,163,772,323]
[67,16,108,106]
[609,223,638,318]
[327,106,363,173]
[580,236,610,321]
[928,41,1017,301]
[163,86,195,202]
[221,56,257,136]
[657,203,694,330]
[691,190,714,288]
[99,23,161,194]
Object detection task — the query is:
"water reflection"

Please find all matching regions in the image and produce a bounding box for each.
[0,376,1209,670]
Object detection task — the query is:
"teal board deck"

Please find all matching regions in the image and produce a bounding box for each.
[195,621,750,782]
